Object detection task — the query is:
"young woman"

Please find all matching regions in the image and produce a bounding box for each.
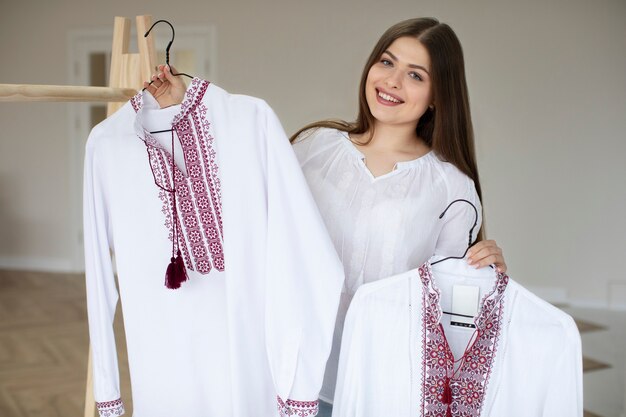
[288,18,506,404]
[145,16,506,407]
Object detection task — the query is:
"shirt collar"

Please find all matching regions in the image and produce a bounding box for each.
[418,257,509,330]
[131,77,211,142]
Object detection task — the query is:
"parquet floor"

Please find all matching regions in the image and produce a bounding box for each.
[0,270,132,417]
[0,269,615,417]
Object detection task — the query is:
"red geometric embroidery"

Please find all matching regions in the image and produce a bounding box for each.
[277,396,318,417]
[130,93,142,112]
[133,78,225,276]
[418,262,508,417]
[96,398,124,417]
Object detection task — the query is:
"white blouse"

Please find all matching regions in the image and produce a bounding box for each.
[293,127,482,402]
[83,80,344,417]
[332,259,583,417]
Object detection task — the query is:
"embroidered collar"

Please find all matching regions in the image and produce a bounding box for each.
[418,259,509,417]
[131,77,209,138]
[418,260,508,331]
[130,79,225,283]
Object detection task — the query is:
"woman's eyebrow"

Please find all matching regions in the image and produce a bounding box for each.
[383,50,430,74]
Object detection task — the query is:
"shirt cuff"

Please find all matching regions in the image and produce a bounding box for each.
[277,396,318,417]
[96,398,125,416]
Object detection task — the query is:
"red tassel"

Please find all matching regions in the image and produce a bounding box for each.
[446,406,452,417]
[165,250,188,289]
[175,250,188,282]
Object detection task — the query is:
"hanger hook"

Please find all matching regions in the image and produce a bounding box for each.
[144,19,175,67]
[431,199,479,266]
[438,199,478,249]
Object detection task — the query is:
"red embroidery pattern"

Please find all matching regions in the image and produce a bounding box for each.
[191,99,225,268]
[96,398,124,417]
[277,396,318,417]
[133,78,225,275]
[130,93,142,112]
[418,262,508,417]
[146,136,194,270]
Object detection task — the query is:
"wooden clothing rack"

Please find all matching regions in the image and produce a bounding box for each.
[0,15,155,113]
[0,15,157,417]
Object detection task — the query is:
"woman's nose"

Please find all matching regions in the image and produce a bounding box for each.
[384,70,402,89]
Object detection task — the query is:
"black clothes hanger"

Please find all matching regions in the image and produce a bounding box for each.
[143,19,194,93]
[431,199,480,319]
[431,199,478,266]
[142,20,195,134]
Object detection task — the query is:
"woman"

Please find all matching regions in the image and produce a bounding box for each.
[145,16,506,408]
[287,18,506,405]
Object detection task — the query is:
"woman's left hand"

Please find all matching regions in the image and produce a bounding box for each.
[143,64,186,108]
[466,240,507,273]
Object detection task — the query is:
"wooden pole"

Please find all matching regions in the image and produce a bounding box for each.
[85,15,156,417]
[136,15,158,86]
[0,84,136,102]
[106,15,156,115]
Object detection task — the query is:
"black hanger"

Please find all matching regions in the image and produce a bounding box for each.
[143,19,194,93]
[431,199,481,319]
[431,199,478,266]
[142,20,196,134]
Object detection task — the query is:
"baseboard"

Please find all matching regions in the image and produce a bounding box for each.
[608,282,626,310]
[0,256,78,273]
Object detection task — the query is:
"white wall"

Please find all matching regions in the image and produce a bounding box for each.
[1,0,624,308]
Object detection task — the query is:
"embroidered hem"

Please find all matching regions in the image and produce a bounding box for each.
[96,398,125,417]
[277,396,318,417]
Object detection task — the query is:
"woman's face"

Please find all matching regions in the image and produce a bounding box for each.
[365,36,433,131]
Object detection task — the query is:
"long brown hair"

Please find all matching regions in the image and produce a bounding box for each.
[290,17,485,240]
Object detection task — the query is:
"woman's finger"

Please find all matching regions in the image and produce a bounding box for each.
[473,254,504,269]
[163,65,175,82]
[164,65,186,89]
[467,241,499,262]
[150,81,162,90]
[143,80,156,95]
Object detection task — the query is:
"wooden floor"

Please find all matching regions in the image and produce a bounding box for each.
[0,270,132,417]
[0,269,611,417]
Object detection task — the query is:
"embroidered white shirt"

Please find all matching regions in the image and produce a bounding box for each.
[332,258,583,417]
[292,128,482,401]
[83,79,344,417]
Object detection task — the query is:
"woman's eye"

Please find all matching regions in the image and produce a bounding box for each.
[380,59,392,66]
[409,72,423,81]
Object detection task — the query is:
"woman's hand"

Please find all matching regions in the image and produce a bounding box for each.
[466,240,507,273]
[143,64,186,108]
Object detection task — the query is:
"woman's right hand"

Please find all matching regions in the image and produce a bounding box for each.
[143,64,187,108]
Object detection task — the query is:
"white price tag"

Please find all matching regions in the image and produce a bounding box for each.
[450,285,480,328]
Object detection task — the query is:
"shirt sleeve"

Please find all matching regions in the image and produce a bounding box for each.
[331,288,364,417]
[434,168,483,256]
[83,129,125,417]
[542,317,583,417]
[263,107,344,416]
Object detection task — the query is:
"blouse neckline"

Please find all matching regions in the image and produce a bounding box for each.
[337,130,433,179]
[418,258,509,330]
[131,77,210,147]
[130,78,211,179]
